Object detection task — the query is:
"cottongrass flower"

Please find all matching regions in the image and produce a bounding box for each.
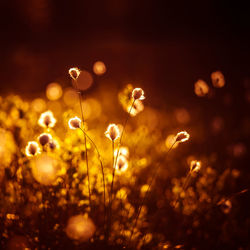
[38,111,57,128]
[69,67,81,81]
[115,146,129,159]
[105,124,120,141]
[68,116,81,130]
[130,100,144,117]
[190,160,201,173]
[132,88,145,100]
[38,133,52,146]
[65,214,96,242]
[115,155,129,174]
[25,141,41,157]
[211,70,225,88]
[175,131,190,143]
[194,79,209,97]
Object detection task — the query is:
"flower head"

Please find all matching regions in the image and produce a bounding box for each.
[25,141,41,157]
[132,88,145,100]
[175,131,190,143]
[38,133,52,146]
[38,111,57,128]
[105,124,120,141]
[190,160,201,173]
[69,67,81,80]
[68,116,82,130]
[115,155,128,174]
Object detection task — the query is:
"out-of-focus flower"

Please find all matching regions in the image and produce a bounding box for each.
[194,79,209,97]
[115,155,128,174]
[190,160,201,173]
[130,100,144,116]
[65,214,96,242]
[175,131,190,143]
[38,133,52,146]
[46,82,63,101]
[38,111,56,128]
[69,67,81,80]
[68,117,81,130]
[132,88,145,100]
[218,199,232,214]
[25,141,41,157]
[105,124,120,141]
[211,71,225,88]
[49,139,60,150]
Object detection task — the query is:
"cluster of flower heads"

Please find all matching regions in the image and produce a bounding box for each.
[0,65,247,249]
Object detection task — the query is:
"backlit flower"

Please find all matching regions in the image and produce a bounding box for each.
[211,71,225,88]
[68,117,81,129]
[190,160,201,172]
[38,133,52,146]
[132,88,145,100]
[25,141,41,157]
[175,131,190,143]
[115,155,128,174]
[69,67,81,80]
[38,111,57,128]
[105,124,120,141]
[194,79,209,97]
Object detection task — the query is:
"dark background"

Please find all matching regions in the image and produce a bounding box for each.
[0,0,250,105]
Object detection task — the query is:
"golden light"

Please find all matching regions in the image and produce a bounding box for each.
[194,79,209,97]
[38,110,57,128]
[75,70,93,91]
[63,88,78,107]
[46,82,63,101]
[93,61,106,75]
[31,154,59,185]
[115,146,129,159]
[65,214,96,242]
[211,71,225,88]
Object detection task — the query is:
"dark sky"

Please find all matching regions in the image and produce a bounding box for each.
[0,0,249,102]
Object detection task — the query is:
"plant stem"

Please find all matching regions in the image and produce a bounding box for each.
[73,79,92,213]
[129,141,176,244]
[79,128,106,226]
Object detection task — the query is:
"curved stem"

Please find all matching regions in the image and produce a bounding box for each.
[79,128,106,224]
[129,141,176,244]
[73,79,92,213]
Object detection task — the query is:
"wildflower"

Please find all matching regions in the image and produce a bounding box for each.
[38,133,52,146]
[218,198,232,214]
[105,124,120,141]
[194,79,209,97]
[190,160,201,173]
[132,88,145,100]
[69,67,81,80]
[49,139,59,150]
[68,117,81,129]
[38,111,57,128]
[211,70,225,88]
[115,155,128,174]
[130,100,144,116]
[115,146,129,159]
[175,131,190,143]
[66,214,96,242]
[25,141,41,157]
